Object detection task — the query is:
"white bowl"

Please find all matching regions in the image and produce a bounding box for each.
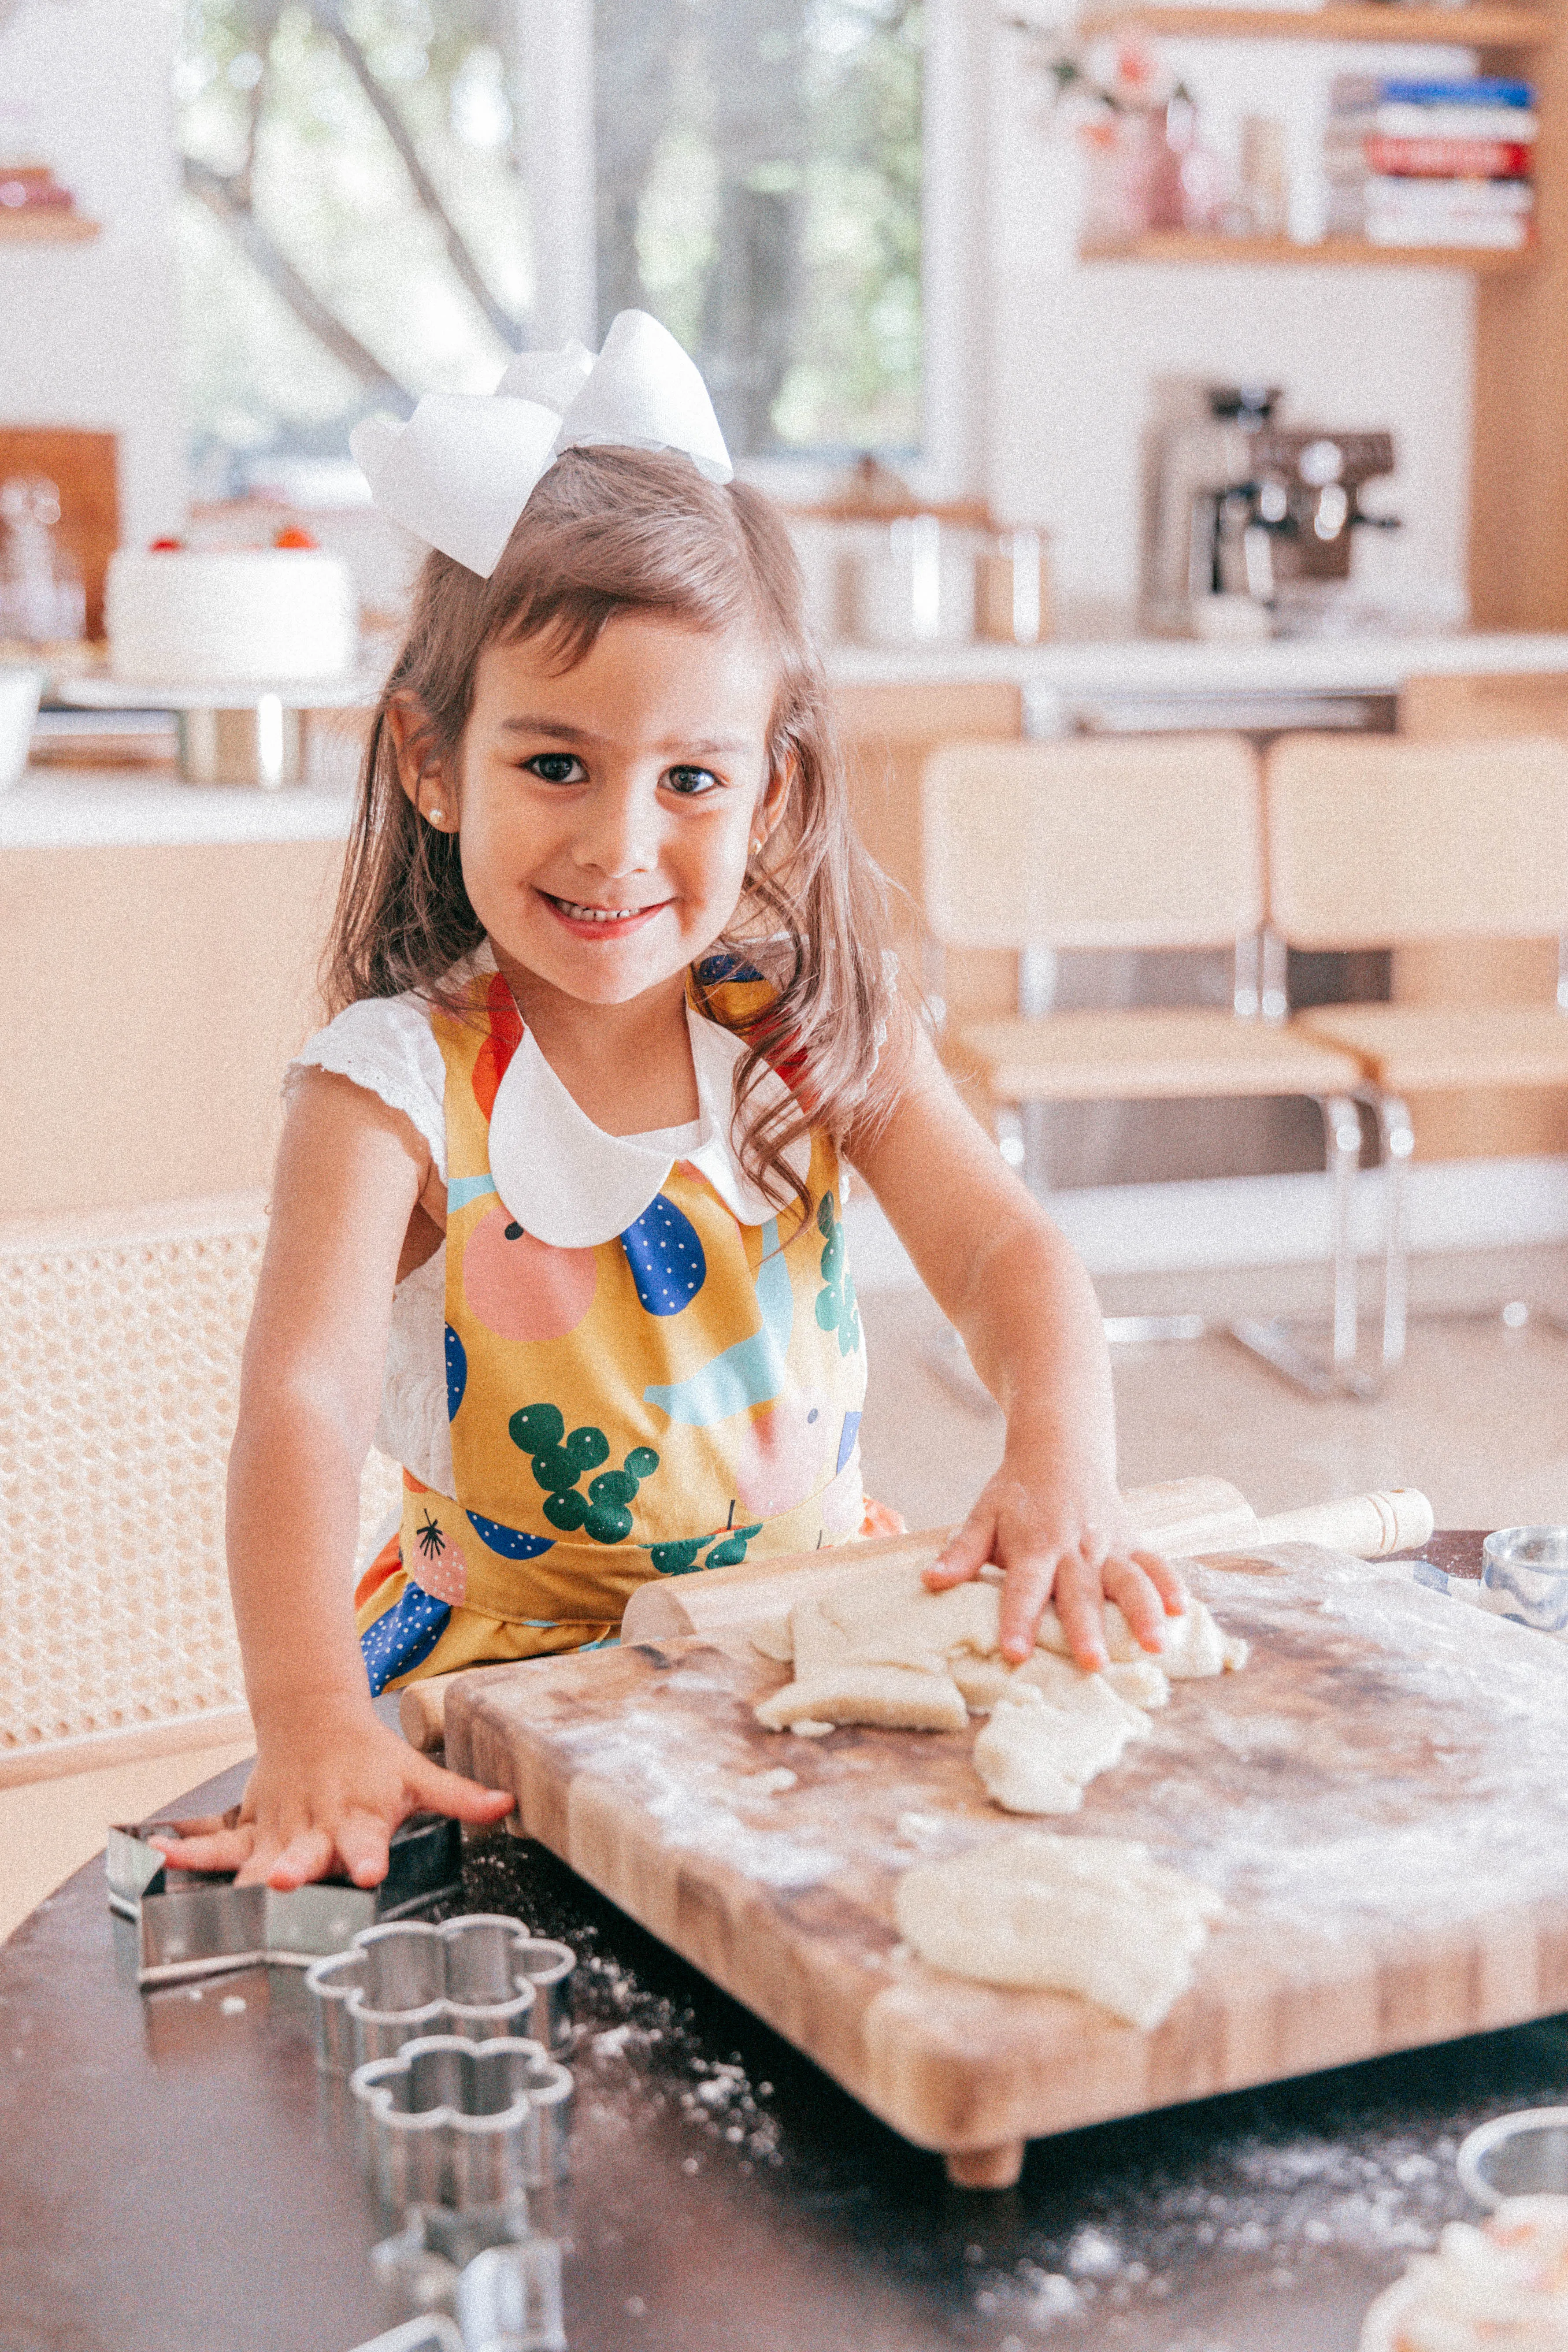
[0,662,45,789]
[1458,2107,1568,2206]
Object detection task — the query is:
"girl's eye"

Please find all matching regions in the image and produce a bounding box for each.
[664,765,720,797]
[523,753,587,785]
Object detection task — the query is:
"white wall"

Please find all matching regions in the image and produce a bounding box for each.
[0,0,187,546]
[982,20,1478,629]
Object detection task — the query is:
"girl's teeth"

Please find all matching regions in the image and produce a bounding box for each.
[561,898,638,922]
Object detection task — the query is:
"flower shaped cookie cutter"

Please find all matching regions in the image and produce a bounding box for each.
[361,2212,566,2352]
[351,2238,566,2352]
[308,1916,575,2073]
[351,2033,573,2214]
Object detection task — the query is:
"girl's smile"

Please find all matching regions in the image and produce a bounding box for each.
[542,891,671,936]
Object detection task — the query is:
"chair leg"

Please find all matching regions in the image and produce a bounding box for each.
[1225,1091,1374,1400]
[1373,1090,1414,1373]
[1323,1093,1362,1373]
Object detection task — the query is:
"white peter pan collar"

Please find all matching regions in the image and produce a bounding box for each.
[484,966,811,1248]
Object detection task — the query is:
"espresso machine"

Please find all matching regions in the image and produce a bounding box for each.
[1143,382,1399,638]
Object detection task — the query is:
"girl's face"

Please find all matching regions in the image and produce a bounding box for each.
[419,613,785,1010]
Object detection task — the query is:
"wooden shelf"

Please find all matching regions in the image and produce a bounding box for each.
[0,214,100,245]
[1077,6,1551,41]
[1081,229,1538,263]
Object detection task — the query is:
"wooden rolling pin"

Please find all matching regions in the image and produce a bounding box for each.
[397,1476,1433,1754]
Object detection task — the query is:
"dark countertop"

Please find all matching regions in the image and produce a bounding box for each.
[3,1530,1555,2352]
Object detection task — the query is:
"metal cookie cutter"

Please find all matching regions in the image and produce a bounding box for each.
[352,2237,567,2352]
[352,2034,574,2213]
[311,1919,575,2073]
[508,1937,574,2055]
[107,1813,463,1988]
[308,1917,539,2072]
[365,2212,567,2352]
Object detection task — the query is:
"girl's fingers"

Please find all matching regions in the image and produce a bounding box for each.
[334,1812,393,1890]
[998,1552,1072,1664]
[1134,1548,1188,1614]
[1046,1560,1111,1671]
[260,1825,336,1892]
[155,1810,238,1841]
[924,1510,995,1591]
[410,1759,517,1825]
[148,1827,254,1873]
[1103,1554,1173,1653]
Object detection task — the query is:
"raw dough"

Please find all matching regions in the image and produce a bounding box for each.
[749,1614,795,1663]
[755,1665,968,1734]
[750,1565,1245,1818]
[972,1677,1149,1815]
[894,1830,1223,2029]
[819,1570,1000,1667]
[949,1656,1014,1713]
[1036,1597,1248,1678]
[1103,1660,1171,1710]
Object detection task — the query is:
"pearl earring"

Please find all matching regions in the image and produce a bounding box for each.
[427,806,445,825]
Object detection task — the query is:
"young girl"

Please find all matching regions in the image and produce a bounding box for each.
[157,313,1182,1895]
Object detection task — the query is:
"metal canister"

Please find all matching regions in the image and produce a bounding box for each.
[975,527,1052,646]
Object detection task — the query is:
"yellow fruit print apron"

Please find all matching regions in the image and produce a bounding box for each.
[356,954,874,1692]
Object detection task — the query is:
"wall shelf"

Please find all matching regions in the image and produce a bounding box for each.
[0,215,100,245]
[1076,6,1550,41]
[1081,229,1538,263]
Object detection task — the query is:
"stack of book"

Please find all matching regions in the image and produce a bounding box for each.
[0,163,80,223]
[1324,76,1536,251]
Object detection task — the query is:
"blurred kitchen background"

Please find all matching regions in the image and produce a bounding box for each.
[5,0,1568,1272]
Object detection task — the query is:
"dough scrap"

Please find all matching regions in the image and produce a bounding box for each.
[749,1614,795,1663]
[750,1565,1244,1820]
[1036,1596,1248,1678]
[972,1676,1150,1816]
[950,1656,1014,1713]
[894,1831,1223,2029]
[754,1662,968,1734]
[817,1565,999,1669]
[1103,1660,1171,1710]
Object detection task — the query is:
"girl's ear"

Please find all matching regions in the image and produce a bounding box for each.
[387,692,456,831]
[752,751,795,856]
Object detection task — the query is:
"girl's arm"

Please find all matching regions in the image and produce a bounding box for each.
[152,1069,513,1889]
[847,1024,1185,1671]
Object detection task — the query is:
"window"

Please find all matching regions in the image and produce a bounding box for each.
[175,0,924,497]
[594,1,921,459]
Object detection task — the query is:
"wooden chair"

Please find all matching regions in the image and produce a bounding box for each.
[834,677,1023,1010]
[1268,733,1568,1371]
[922,734,1369,1394]
[1397,672,1568,1163]
[1400,671,1568,742]
[0,1196,401,1792]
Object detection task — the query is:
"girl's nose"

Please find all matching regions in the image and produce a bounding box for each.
[575,778,659,877]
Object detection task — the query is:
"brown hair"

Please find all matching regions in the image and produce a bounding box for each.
[325,445,904,1209]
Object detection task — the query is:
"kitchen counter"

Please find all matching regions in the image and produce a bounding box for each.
[4,1563,1566,2352]
[0,763,356,849]
[10,630,1568,852]
[823,627,1568,694]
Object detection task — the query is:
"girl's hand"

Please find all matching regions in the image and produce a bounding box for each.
[923,1462,1186,1672]
[148,1702,515,1890]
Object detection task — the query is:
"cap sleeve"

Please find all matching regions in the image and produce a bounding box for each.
[285,994,448,1180]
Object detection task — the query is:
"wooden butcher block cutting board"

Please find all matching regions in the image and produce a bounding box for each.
[445,1537,1568,2188]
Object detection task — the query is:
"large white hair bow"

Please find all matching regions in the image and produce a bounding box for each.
[350,310,733,579]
